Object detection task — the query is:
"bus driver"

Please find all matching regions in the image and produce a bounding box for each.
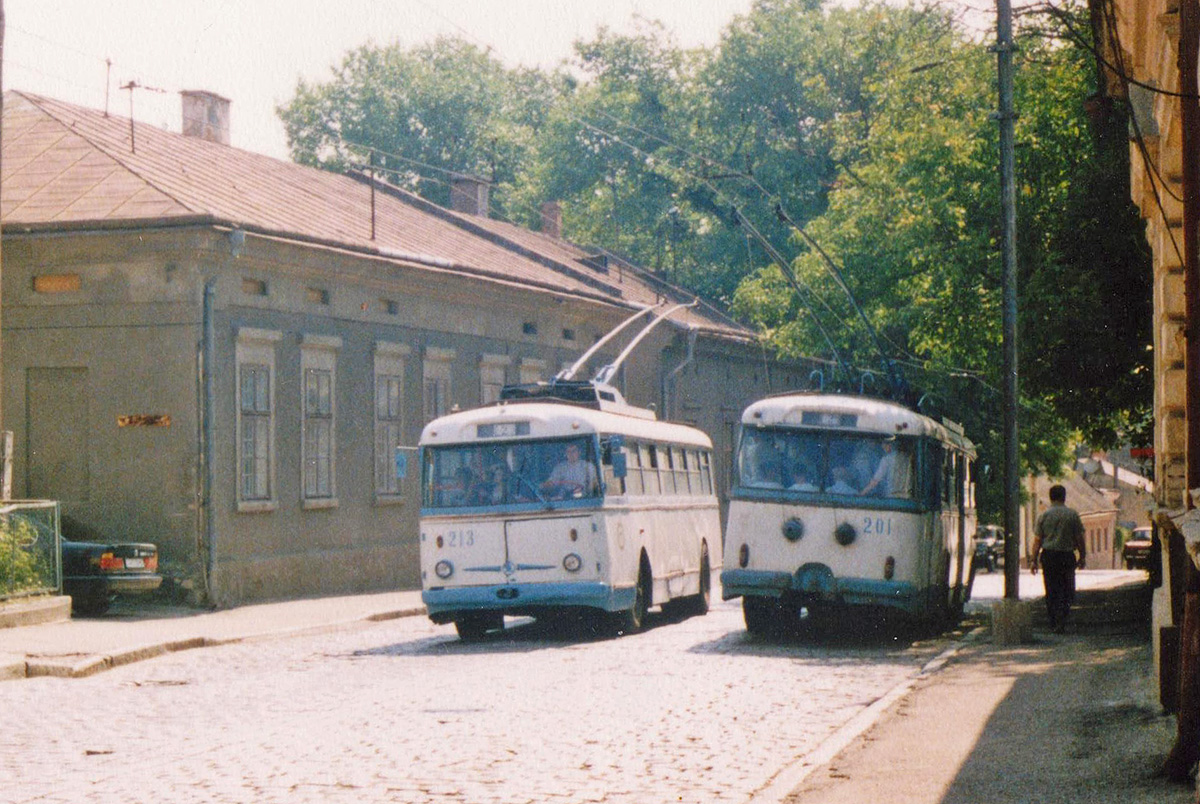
[544,442,598,497]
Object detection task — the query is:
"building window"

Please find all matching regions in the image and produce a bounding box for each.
[519,357,546,385]
[236,328,282,511]
[241,277,268,296]
[306,287,330,305]
[424,347,455,422]
[480,354,511,405]
[375,342,411,499]
[240,365,271,500]
[301,335,341,507]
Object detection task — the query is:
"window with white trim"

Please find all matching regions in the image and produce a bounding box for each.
[236,328,281,511]
[301,335,340,506]
[519,357,546,385]
[375,342,410,497]
[423,347,455,421]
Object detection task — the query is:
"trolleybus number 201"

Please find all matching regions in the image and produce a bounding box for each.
[861,516,893,536]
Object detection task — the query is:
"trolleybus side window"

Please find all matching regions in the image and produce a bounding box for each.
[641,443,661,495]
[624,441,644,495]
[700,450,713,495]
[601,436,626,496]
[663,447,679,495]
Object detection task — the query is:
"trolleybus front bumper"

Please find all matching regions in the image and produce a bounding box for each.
[721,567,922,616]
[423,582,636,622]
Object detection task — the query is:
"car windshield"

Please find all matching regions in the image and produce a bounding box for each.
[1131,529,1152,542]
[737,428,915,500]
[423,436,601,509]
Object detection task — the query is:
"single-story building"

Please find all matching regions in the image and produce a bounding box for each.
[1,89,815,606]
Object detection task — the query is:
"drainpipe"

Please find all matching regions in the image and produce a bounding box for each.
[1168,0,1200,781]
[201,278,217,606]
[661,328,697,421]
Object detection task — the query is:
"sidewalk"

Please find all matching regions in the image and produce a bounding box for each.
[0,588,426,680]
[782,569,1192,804]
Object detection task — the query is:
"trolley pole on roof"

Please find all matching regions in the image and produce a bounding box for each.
[994,0,1023,608]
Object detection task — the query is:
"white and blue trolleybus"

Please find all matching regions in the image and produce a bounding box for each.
[418,306,722,639]
[720,392,977,633]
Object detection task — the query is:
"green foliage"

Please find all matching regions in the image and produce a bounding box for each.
[277,37,565,220]
[0,515,54,596]
[276,0,1153,519]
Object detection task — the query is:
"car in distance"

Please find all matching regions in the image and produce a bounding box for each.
[972,525,1004,573]
[1122,526,1154,571]
[61,539,163,615]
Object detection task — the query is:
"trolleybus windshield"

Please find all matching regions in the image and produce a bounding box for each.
[423,436,601,509]
[738,428,915,499]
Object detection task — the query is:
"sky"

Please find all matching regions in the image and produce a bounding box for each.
[6,0,760,161]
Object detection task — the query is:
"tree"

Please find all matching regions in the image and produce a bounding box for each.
[727,1,1151,512]
[277,37,563,220]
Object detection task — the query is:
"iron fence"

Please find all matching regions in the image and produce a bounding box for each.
[0,500,60,601]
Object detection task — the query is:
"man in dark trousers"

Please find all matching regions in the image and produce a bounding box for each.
[1030,484,1087,633]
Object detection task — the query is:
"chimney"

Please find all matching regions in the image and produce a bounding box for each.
[181,90,231,146]
[450,175,490,217]
[540,201,562,239]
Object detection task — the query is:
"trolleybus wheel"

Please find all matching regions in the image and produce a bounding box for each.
[455,613,504,641]
[614,557,651,635]
[692,544,712,616]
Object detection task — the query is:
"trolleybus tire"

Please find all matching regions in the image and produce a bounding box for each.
[454,613,504,641]
[613,557,651,635]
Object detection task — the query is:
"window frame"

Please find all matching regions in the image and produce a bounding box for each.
[235,328,281,513]
[374,341,411,502]
[300,334,341,509]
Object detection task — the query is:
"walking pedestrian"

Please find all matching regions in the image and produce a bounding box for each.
[1029,483,1087,633]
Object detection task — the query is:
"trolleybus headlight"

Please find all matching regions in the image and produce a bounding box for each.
[884,556,896,580]
[738,543,750,568]
[782,517,804,542]
[434,560,454,579]
[563,553,583,573]
[834,522,857,546]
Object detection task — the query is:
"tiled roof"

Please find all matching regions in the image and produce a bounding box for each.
[1,91,750,340]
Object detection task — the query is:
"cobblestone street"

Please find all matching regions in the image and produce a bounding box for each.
[2,598,954,804]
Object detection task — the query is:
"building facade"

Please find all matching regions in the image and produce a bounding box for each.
[1,91,814,606]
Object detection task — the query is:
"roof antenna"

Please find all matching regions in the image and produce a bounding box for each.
[121,80,138,153]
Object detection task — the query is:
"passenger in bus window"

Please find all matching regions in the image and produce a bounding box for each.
[861,436,913,497]
[788,464,818,492]
[544,442,598,498]
[828,465,859,495]
[468,464,508,505]
[745,439,785,488]
[444,466,473,506]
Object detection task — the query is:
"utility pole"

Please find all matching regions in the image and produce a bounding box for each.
[991,0,1027,642]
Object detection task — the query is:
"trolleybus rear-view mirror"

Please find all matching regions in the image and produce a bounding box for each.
[607,435,628,478]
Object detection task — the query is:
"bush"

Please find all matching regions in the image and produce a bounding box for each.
[0,515,55,596]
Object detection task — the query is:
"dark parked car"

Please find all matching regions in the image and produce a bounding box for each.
[1123,526,1154,571]
[61,539,163,615]
[973,526,1004,573]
